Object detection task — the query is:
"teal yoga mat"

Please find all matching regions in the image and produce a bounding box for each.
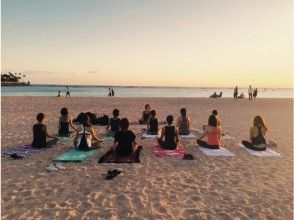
[53,148,96,162]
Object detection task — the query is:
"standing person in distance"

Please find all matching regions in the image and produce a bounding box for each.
[233,86,238,100]
[248,85,253,101]
[66,85,70,98]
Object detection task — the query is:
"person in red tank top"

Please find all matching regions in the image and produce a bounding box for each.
[196,115,222,149]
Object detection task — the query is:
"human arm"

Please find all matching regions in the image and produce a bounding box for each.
[106,118,111,130]
[44,125,56,138]
[90,128,103,142]
[69,116,78,131]
[176,117,181,127]
[197,126,207,140]
[175,128,180,145]
[158,127,165,140]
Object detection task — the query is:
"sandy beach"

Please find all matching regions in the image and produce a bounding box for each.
[1,96,293,219]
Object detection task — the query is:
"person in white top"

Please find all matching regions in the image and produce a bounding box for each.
[66,86,70,98]
[74,113,103,150]
[248,85,253,100]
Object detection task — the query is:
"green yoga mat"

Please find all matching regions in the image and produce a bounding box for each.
[103,135,114,141]
[53,148,96,162]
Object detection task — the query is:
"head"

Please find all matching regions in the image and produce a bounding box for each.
[36,113,45,123]
[145,104,150,111]
[120,118,129,131]
[208,115,218,127]
[151,110,156,117]
[166,115,174,125]
[212,110,218,116]
[60,107,69,116]
[80,113,91,127]
[249,85,252,88]
[180,108,187,117]
[253,115,267,128]
[113,109,119,117]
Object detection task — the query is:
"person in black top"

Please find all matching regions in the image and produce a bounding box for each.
[242,116,268,151]
[139,104,151,124]
[113,118,138,157]
[106,109,120,136]
[111,88,115,97]
[157,115,180,150]
[253,88,258,99]
[233,86,238,100]
[147,110,158,135]
[32,113,58,148]
[58,108,77,137]
[65,86,70,98]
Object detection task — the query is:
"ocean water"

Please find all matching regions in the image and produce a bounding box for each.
[1,84,293,98]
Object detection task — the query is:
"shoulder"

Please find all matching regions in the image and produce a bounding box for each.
[251,126,258,133]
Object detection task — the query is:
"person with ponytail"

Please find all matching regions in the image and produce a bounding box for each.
[176,108,191,135]
[74,113,103,150]
[242,115,268,151]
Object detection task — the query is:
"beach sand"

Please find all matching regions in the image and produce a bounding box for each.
[1,96,293,219]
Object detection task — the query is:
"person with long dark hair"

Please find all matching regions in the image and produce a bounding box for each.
[58,107,77,137]
[157,115,180,150]
[139,104,151,124]
[74,113,102,150]
[196,115,222,149]
[147,110,158,135]
[176,108,190,135]
[106,108,120,136]
[242,116,268,151]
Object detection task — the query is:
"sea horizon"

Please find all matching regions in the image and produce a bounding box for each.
[1,84,293,98]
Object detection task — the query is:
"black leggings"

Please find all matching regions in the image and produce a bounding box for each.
[197,140,219,149]
[158,138,177,150]
[242,140,266,151]
[46,138,59,147]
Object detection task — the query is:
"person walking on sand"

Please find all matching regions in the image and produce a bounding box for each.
[65,86,70,98]
[248,85,253,101]
[57,91,61,97]
[233,86,238,100]
[111,88,115,97]
[253,88,258,99]
[108,88,112,97]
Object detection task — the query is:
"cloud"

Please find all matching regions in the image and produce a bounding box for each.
[87,70,100,74]
[24,70,76,75]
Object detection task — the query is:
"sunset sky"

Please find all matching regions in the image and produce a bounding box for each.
[2,0,292,88]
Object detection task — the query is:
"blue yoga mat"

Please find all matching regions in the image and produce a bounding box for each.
[53,148,96,162]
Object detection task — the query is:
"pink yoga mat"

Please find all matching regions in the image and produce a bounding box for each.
[152,144,186,157]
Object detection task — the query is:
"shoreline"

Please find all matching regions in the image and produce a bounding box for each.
[1,95,293,100]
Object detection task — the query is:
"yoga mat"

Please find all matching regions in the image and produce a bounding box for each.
[153,144,186,157]
[142,132,158,138]
[196,145,235,157]
[53,148,96,162]
[180,133,196,139]
[2,144,47,158]
[103,135,114,141]
[143,131,196,139]
[58,136,75,141]
[98,146,142,163]
[238,143,281,157]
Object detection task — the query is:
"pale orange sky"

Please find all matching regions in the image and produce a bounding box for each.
[2,0,293,87]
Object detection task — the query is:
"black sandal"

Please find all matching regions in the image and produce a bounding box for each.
[183,153,194,160]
